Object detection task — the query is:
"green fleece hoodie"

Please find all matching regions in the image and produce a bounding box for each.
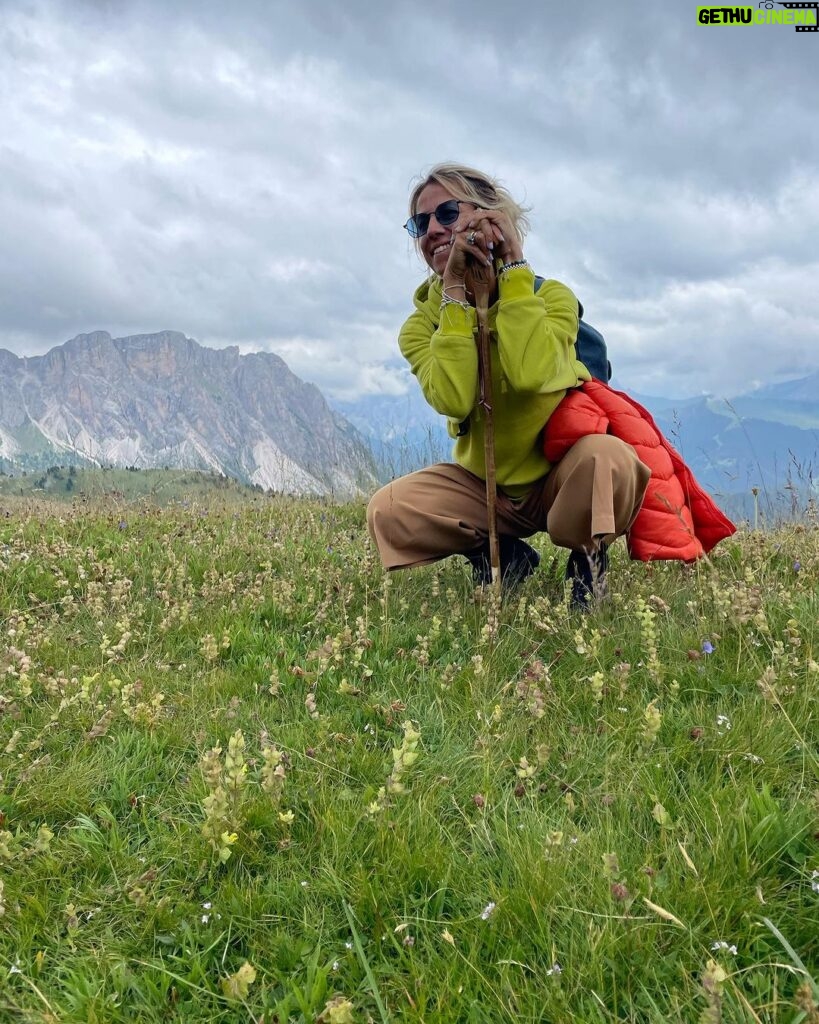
[399,264,591,496]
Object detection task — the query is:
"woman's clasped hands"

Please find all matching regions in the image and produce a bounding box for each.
[444,206,525,280]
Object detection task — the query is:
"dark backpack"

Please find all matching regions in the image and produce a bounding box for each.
[533,275,611,383]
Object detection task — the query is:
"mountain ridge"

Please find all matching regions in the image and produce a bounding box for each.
[0,331,377,496]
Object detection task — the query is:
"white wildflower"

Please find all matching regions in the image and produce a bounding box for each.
[711,941,738,955]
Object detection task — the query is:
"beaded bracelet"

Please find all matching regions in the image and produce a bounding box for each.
[500,259,530,273]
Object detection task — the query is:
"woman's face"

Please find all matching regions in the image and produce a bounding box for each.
[414,182,468,277]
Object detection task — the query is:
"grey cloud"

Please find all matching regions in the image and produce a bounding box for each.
[0,0,817,402]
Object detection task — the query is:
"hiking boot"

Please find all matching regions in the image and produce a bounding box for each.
[464,537,541,589]
[565,542,609,611]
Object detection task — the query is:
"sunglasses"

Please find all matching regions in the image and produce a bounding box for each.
[404,199,468,239]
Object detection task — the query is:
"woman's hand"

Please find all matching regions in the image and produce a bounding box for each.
[463,208,524,266]
[443,207,524,287]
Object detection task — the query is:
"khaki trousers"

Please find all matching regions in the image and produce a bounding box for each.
[367,435,651,570]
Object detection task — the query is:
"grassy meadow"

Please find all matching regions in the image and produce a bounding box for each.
[0,480,817,1022]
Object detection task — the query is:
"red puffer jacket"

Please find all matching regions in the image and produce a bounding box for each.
[543,380,736,561]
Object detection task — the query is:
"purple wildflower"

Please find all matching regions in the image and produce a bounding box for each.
[701,640,715,655]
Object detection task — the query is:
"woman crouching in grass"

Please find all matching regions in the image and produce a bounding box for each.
[366,162,651,608]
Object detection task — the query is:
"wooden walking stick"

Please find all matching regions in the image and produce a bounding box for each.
[466,254,500,593]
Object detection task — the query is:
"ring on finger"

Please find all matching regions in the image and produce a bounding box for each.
[466,231,477,245]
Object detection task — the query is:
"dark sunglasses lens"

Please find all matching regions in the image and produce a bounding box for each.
[435,200,460,226]
[405,200,460,237]
[406,213,428,238]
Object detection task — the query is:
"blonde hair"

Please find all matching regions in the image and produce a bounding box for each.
[408,162,531,245]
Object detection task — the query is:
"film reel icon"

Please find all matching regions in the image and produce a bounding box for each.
[777,1,819,30]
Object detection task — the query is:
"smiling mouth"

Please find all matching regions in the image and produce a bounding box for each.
[432,243,450,256]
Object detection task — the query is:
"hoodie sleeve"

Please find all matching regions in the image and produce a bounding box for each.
[398,297,479,420]
[495,266,586,393]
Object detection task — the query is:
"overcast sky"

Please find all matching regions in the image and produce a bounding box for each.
[1,0,817,401]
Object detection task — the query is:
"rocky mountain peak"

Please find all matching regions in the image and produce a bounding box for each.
[0,331,378,496]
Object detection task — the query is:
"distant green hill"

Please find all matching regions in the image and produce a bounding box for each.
[0,465,269,506]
